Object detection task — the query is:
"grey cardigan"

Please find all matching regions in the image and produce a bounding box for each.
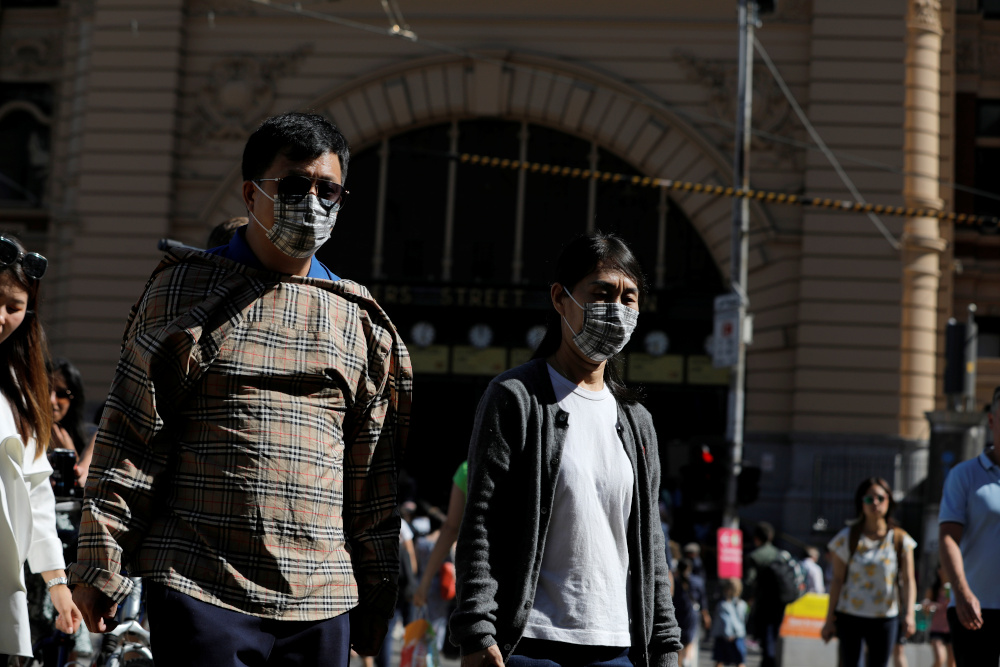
[450,359,682,667]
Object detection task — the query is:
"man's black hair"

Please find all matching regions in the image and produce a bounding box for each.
[753,521,775,545]
[241,112,350,184]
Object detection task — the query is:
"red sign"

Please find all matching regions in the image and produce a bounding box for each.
[717,527,743,579]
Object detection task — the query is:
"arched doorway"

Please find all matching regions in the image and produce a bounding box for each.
[315,119,728,510]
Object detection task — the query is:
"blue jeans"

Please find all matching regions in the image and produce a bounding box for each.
[835,611,898,667]
[507,638,631,667]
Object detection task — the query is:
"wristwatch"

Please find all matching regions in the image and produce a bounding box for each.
[45,576,69,590]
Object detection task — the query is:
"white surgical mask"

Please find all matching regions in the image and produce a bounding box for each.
[250,182,338,259]
[562,288,638,362]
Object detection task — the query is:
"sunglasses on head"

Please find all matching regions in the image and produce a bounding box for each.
[863,493,888,505]
[255,175,348,210]
[0,236,46,280]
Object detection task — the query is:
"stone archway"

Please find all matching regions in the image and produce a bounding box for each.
[198,52,770,281]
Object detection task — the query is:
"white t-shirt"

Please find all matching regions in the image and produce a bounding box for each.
[522,365,633,646]
[828,526,917,618]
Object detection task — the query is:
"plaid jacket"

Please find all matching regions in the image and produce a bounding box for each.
[68,249,412,623]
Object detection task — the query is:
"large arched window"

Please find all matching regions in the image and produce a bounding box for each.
[316,120,729,507]
[319,119,722,291]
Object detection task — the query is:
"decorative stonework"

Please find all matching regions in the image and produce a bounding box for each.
[674,51,800,167]
[190,44,313,143]
[910,0,943,33]
[2,37,58,77]
[772,0,813,23]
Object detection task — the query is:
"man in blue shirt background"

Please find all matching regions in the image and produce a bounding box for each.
[938,386,1000,667]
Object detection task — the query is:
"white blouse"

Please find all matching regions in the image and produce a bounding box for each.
[0,395,64,656]
[828,526,916,619]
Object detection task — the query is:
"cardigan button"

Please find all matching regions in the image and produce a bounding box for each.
[504,644,512,651]
[541,507,548,514]
[557,412,568,425]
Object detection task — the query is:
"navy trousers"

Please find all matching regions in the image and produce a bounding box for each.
[144,581,351,667]
[507,638,631,667]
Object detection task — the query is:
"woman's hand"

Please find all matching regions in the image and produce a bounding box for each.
[413,577,430,608]
[461,644,504,667]
[903,611,916,638]
[821,618,836,643]
[48,584,84,635]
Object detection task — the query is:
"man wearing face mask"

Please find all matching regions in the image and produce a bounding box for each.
[69,113,412,667]
[451,233,682,667]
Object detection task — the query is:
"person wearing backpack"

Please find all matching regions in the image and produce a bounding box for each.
[821,477,917,667]
[743,522,786,667]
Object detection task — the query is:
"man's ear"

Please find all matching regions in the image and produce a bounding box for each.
[241,180,257,213]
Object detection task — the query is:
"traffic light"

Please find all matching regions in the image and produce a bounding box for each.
[679,445,727,511]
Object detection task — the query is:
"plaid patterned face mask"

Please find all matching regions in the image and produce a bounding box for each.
[251,183,338,259]
[562,289,639,362]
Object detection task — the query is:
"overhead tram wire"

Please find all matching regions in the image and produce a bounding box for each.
[754,37,900,250]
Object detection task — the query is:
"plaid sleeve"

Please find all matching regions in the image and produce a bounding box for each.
[68,283,172,602]
[69,257,247,602]
[342,295,412,616]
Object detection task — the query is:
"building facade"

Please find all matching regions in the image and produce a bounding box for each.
[0,0,971,546]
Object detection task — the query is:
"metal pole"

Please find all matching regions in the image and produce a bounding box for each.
[723,0,754,529]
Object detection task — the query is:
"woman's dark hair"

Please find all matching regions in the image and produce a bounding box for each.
[48,357,88,454]
[0,235,51,458]
[531,231,646,403]
[242,112,350,183]
[853,477,898,527]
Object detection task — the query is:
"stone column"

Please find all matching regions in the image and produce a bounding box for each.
[900,0,947,440]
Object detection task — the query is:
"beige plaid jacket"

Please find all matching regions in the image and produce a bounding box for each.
[69,249,412,622]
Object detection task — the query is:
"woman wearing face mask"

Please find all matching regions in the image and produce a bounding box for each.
[451,232,682,667]
[0,236,83,662]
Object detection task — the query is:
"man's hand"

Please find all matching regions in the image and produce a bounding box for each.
[954,587,984,630]
[72,585,119,633]
[461,644,503,667]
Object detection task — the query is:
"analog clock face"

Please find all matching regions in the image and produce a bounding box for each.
[468,324,493,349]
[644,330,669,356]
[410,321,436,348]
[526,325,547,350]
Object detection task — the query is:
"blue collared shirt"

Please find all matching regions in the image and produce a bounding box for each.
[207,226,339,281]
[939,449,1000,609]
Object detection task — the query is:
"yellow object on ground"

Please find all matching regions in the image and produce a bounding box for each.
[779,593,830,639]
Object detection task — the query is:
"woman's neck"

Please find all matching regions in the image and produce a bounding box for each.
[862,516,888,536]
[548,342,605,392]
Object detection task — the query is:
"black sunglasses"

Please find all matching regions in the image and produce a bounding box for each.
[863,493,888,505]
[53,388,73,400]
[255,175,348,210]
[0,236,46,280]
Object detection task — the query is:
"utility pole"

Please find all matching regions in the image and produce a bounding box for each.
[723,0,755,530]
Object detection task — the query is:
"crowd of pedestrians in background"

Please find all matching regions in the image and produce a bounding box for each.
[3,109,1000,667]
